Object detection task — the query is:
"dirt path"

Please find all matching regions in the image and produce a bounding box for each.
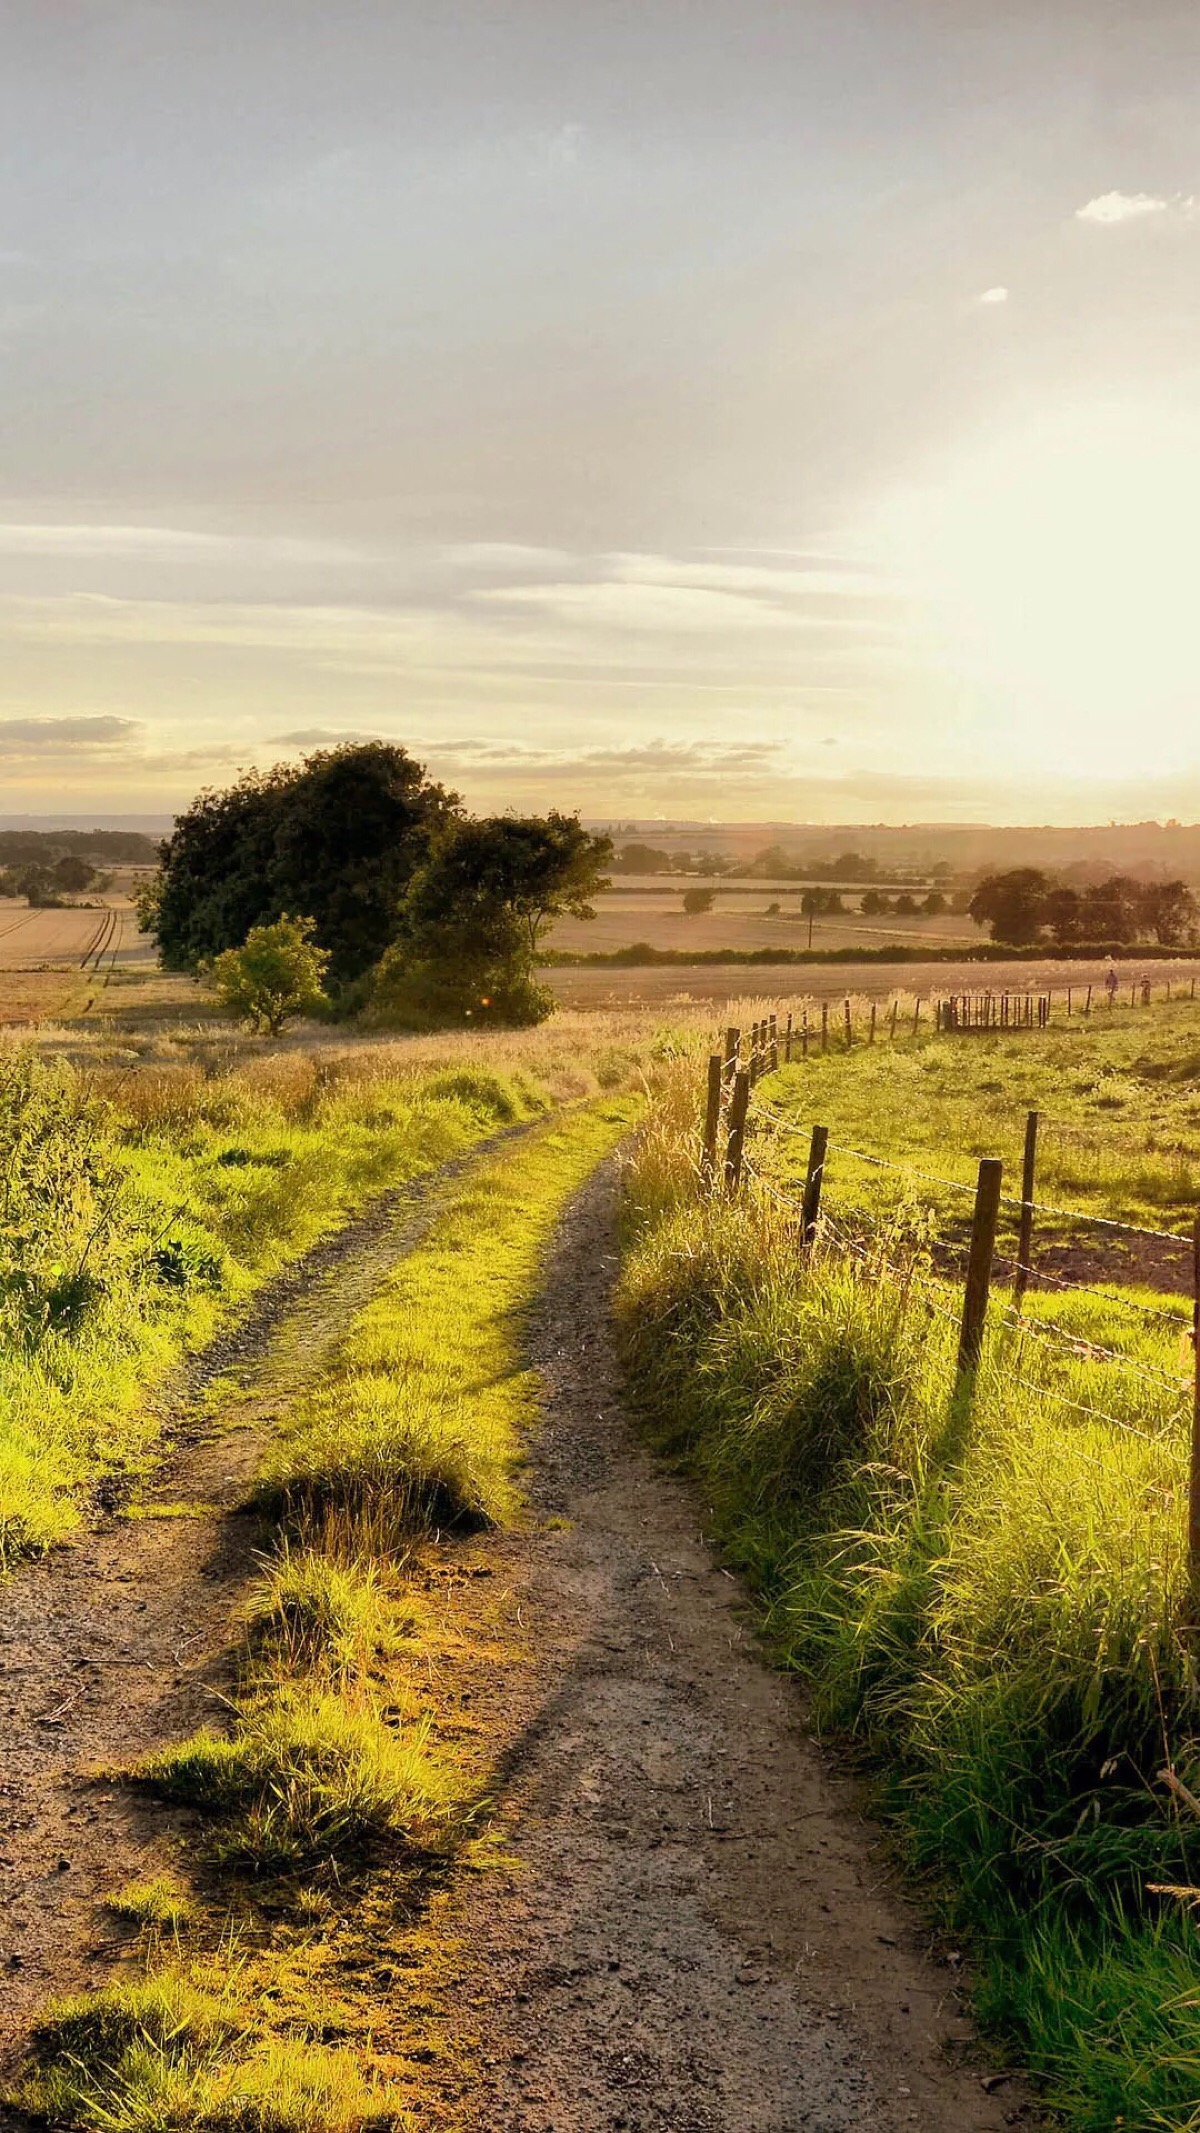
[431,1161,1039,2132]
[0,1147,504,2081]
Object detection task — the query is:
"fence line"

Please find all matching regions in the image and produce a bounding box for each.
[699,1023,1200,1581]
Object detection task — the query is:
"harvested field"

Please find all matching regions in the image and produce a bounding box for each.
[546,880,974,956]
[547,953,1200,1012]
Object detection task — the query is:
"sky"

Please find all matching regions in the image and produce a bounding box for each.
[2,0,1200,824]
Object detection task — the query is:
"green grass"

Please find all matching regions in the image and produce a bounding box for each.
[107,1877,197,1935]
[20,1094,640,2128]
[755,997,1200,1234]
[256,1099,641,1542]
[617,1050,1200,2131]
[0,1054,554,1565]
[24,1974,400,2132]
[138,1692,457,1869]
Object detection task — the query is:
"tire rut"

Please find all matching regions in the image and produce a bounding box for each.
[0,1135,519,2080]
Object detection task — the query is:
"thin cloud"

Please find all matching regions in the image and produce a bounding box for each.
[977,286,1009,305]
[0,715,141,755]
[1075,190,1198,226]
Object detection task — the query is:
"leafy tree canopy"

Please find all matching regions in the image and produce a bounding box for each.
[369,812,611,1028]
[154,744,458,984]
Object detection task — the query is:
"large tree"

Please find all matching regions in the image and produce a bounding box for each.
[968,868,1049,945]
[370,812,611,1027]
[151,744,458,984]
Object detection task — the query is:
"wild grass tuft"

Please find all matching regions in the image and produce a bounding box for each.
[241,1550,419,1683]
[24,1974,399,2131]
[108,1875,197,1934]
[138,1689,457,1868]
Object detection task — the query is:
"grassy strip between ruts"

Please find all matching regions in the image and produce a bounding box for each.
[0,1052,568,1567]
[616,1057,1200,2133]
[18,1095,639,2133]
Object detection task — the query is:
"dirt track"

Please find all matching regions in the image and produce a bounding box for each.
[0,1144,1042,2130]
[427,1161,1039,2132]
[0,1153,490,2091]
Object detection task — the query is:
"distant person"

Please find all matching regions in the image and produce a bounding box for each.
[1105,965,1119,1007]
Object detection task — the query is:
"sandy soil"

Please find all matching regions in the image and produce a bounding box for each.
[427,1162,1040,2132]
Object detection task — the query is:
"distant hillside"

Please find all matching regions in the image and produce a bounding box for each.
[590,820,1200,879]
[0,828,160,866]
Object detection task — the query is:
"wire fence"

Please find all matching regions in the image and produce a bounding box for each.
[697,1018,1200,1575]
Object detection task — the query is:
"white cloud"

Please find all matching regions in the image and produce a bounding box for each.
[977,286,1009,305]
[1075,190,1198,226]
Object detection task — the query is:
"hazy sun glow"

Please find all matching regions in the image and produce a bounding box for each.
[871,401,1200,789]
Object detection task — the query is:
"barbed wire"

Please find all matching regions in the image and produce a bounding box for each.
[743,1167,1189,1439]
[743,1106,1194,1247]
[989,1249,1191,1327]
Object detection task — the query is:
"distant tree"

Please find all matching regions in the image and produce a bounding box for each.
[370,813,611,1028]
[208,916,330,1035]
[749,843,792,878]
[154,744,458,985]
[921,889,947,916]
[682,887,715,915]
[968,869,1050,945]
[52,855,96,895]
[1080,875,1141,944]
[264,743,459,983]
[860,889,885,917]
[1044,886,1081,946]
[1140,879,1198,946]
[16,865,61,908]
[613,842,671,874]
[894,891,918,916]
[765,900,781,915]
[829,851,875,881]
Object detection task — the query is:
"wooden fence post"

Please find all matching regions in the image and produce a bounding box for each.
[890,997,898,1041]
[802,1011,809,1059]
[724,1068,751,1195]
[784,1011,793,1063]
[1013,1110,1039,1308]
[913,997,921,1037]
[844,997,853,1049]
[869,1001,877,1045]
[769,1013,778,1071]
[1084,985,1092,1016]
[821,1002,828,1052]
[700,1053,723,1193]
[801,1124,829,1245]
[723,1026,740,1086]
[1191,1212,1200,1592]
[957,1157,1003,1384]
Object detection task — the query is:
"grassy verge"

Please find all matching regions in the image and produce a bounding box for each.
[0,1051,564,1566]
[19,1096,638,2133]
[757,997,1200,1232]
[616,1056,1200,2132]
